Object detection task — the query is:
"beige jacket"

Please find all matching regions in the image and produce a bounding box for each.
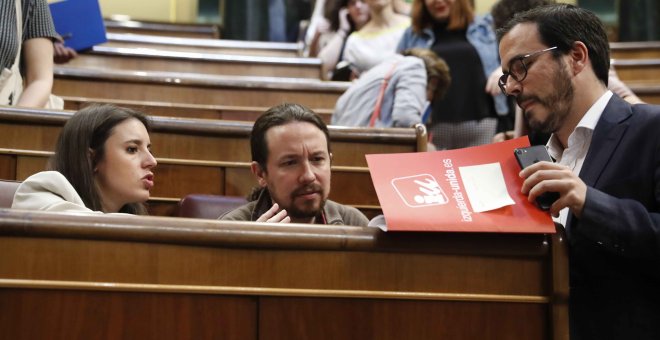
[11,171,98,213]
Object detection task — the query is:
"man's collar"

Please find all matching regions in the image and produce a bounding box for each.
[576,90,612,131]
[547,90,613,157]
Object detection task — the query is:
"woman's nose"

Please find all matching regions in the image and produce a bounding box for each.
[144,150,157,169]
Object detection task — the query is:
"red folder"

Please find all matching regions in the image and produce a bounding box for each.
[366,137,555,233]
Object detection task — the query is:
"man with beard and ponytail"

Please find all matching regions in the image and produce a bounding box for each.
[219,103,368,226]
[497,4,660,339]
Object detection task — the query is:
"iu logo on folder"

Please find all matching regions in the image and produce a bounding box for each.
[391,174,448,208]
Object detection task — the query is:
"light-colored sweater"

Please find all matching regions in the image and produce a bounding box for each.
[332,54,427,128]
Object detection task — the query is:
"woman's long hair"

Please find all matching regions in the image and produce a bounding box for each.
[48,104,151,214]
[325,0,358,32]
[411,0,474,34]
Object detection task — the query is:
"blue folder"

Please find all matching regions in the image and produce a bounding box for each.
[48,0,107,51]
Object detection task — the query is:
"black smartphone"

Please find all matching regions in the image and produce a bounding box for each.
[514,145,560,211]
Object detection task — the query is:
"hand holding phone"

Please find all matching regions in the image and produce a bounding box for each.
[514,146,560,211]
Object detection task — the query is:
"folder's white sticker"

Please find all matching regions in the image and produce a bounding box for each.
[458,162,515,213]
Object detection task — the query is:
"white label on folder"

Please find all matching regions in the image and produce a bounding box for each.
[458,162,515,213]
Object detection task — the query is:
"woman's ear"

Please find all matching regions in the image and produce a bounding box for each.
[88,148,97,172]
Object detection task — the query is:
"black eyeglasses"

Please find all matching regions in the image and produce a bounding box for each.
[498,46,558,95]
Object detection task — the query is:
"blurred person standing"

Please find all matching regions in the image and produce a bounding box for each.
[397,0,508,150]
[1,0,58,108]
[342,0,410,75]
[310,0,370,79]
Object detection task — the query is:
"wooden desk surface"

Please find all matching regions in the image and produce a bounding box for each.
[104,33,301,57]
[53,67,348,109]
[629,83,660,104]
[104,19,220,39]
[67,46,322,79]
[61,96,334,123]
[610,41,660,59]
[612,58,660,83]
[0,209,568,339]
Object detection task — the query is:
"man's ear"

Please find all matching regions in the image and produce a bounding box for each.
[569,41,589,75]
[251,161,267,187]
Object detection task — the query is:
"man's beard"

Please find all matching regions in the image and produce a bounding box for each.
[520,61,574,134]
[286,184,326,219]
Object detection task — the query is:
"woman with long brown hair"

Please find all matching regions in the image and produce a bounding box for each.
[397,0,508,150]
[12,104,157,214]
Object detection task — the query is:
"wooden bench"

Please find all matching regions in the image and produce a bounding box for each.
[629,83,660,104]
[67,46,322,79]
[103,33,301,57]
[612,58,660,84]
[0,107,424,166]
[610,41,660,60]
[0,209,568,340]
[53,67,348,110]
[61,96,334,123]
[104,19,220,39]
[0,107,427,217]
[0,148,379,218]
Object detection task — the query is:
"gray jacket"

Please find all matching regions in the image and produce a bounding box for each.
[219,190,369,227]
[332,55,426,128]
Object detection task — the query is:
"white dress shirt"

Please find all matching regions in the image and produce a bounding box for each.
[546,90,613,227]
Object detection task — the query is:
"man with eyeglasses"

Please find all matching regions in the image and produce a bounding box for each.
[498,4,660,340]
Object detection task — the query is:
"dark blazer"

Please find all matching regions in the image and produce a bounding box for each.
[568,94,660,340]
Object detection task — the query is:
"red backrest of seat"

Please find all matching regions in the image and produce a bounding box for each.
[177,194,247,219]
[0,180,20,209]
